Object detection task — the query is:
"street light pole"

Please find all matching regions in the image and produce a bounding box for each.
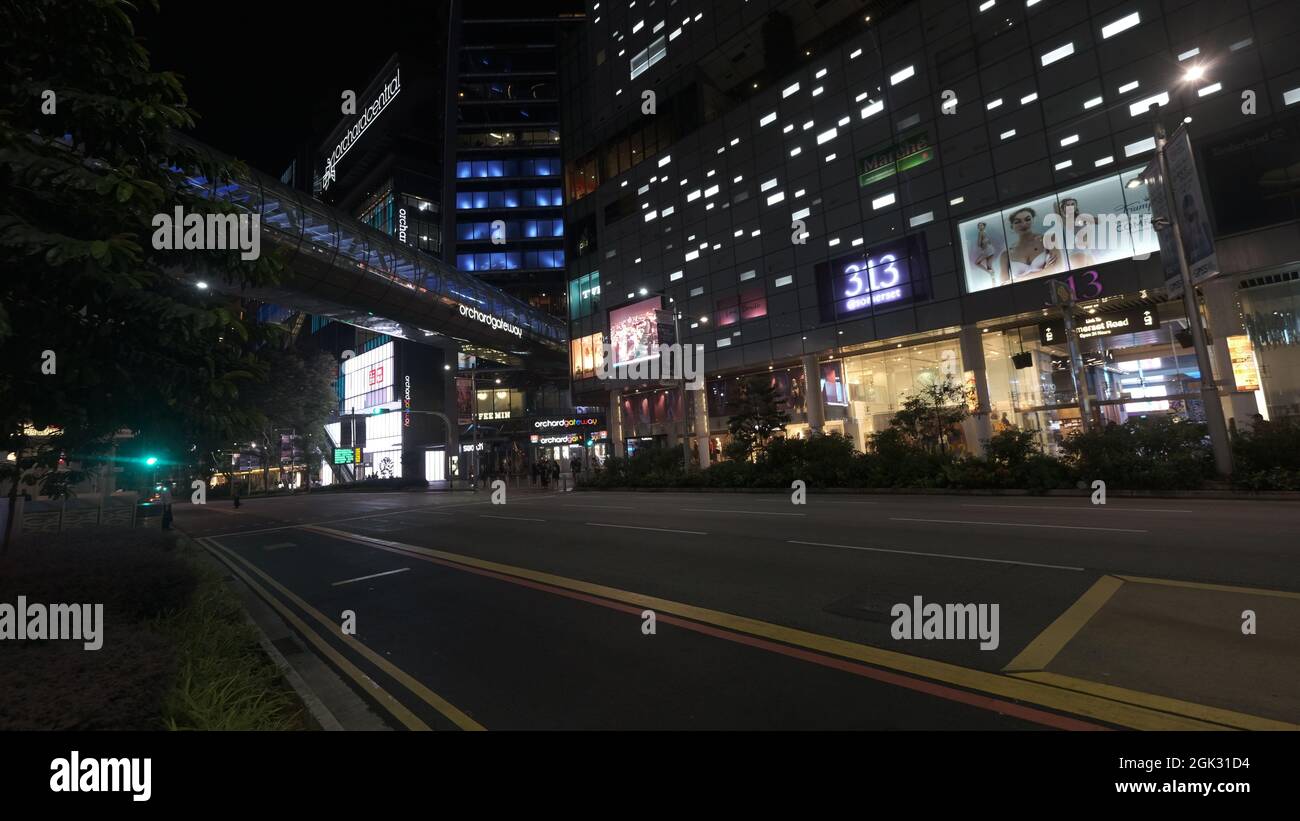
[1154,121,1233,477]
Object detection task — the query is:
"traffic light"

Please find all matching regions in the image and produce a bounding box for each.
[144,455,159,466]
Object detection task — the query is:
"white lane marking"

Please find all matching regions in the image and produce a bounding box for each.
[890,517,1147,533]
[206,501,487,538]
[264,542,295,551]
[961,503,1194,514]
[330,567,411,586]
[682,508,806,516]
[480,515,547,522]
[558,504,636,510]
[585,522,708,535]
[788,540,1084,571]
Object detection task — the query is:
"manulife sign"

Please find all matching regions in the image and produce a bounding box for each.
[858,131,933,187]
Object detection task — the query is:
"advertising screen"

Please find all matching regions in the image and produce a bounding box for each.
[957,168,1160,293]
[816,234,928,322]
[608,296,663,366]
[820,361,848,407]
[341,342,395,411]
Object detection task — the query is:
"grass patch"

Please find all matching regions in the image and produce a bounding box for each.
[154,549,306,731]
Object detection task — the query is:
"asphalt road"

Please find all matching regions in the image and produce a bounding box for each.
[174,488,1300,730]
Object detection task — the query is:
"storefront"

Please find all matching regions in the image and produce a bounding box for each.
[529,413,608,469]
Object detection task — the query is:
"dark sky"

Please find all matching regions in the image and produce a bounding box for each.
[134,1,445,175]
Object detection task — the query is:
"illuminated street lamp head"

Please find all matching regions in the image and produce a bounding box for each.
[144,456,158,466]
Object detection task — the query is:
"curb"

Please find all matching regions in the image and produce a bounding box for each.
[576,486,1300,500]
[177,532,390,731]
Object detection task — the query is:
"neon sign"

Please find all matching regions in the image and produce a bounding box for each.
[816,234,927,321]
[322,68,401,191]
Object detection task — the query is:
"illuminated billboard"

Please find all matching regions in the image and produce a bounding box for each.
[341,343,395,411]
[570,332,604,379]
[958,168,1159,293]
[815,234,928,322]
[608,296,663,367]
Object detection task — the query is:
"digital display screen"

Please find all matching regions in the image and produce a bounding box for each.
[608,296,663,367]
[816,234,928,322]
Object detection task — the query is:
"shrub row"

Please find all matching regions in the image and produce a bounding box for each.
[583,417,1300,492]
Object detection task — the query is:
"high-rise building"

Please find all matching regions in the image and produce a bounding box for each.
[444,3,584,318]
[560,0,1300,463]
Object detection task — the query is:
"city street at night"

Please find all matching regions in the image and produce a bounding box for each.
[3,0,1297,804]
[176,488,1299,731]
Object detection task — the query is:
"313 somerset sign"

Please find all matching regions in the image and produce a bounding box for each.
[1039,306,1160,345]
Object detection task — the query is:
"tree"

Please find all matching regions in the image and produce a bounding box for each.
[725,376,791,460]
[241,346,338,491]
[889,375,969,454]
[0,0,281,549]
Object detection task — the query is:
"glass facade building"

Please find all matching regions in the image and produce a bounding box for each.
[560,0,1300,459]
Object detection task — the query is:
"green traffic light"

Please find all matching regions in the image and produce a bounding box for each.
[145,456,159,466]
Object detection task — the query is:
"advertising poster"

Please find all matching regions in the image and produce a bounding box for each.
[1165,126,1220,289]
[1227,335,1261,392]
[958,168,1159,293]
[456,377,474,425]
[820,361,848,407]
[608,296,662,366]
[570,332,603,379]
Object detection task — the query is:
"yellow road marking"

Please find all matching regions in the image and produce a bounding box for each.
[1013,671,1300,731]
[201,536,485,731]
[1004,575,1124,673]
[1118,574,1300,600]
[302,525,1227,730]
[198,537,430,731]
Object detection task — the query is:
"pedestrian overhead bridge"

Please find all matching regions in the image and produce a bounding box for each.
[176,137,567,367]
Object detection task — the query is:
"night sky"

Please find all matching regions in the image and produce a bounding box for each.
[134,1,441,176]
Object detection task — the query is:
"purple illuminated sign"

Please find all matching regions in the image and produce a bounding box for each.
[816,234,928,322]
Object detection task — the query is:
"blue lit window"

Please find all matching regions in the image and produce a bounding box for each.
[456,162,472,179]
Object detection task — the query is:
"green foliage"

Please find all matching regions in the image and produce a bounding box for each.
[582,448,686,488]
[155,557,304,731]
[1232,418,1300,490]
[1059,417,1213,489]
[726,375,791,460]
[887,375,969,453]
[1,0,282,536]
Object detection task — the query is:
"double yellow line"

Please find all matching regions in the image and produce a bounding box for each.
[198,536,484,731]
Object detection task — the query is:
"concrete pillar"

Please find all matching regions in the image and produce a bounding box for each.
[801,354,825,434]
[1201,276,1260,428]
[608,389,624,458]
[693,385,711,469]
[958,325,993,457]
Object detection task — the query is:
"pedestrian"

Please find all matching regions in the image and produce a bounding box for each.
[531,461,539,487]
[540,462,549,488]
[570,455,582,476]
[550,459,560,485]
[232,483,241,509]
[160,484,174,529]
